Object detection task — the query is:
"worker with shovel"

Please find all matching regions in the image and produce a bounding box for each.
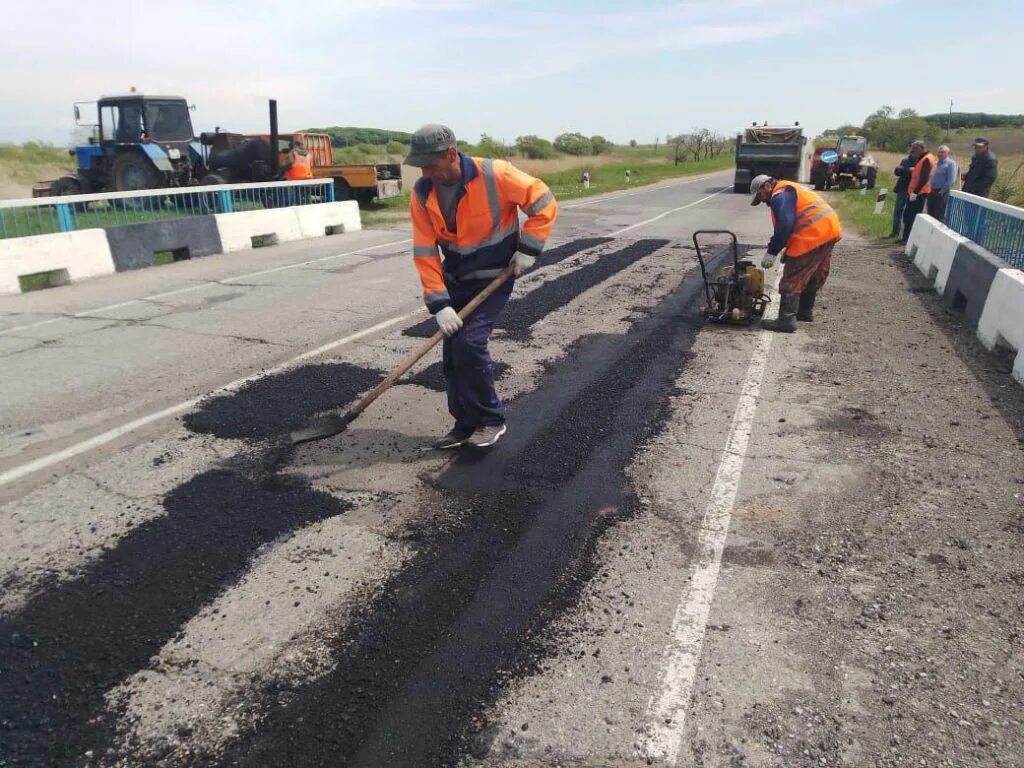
[749,174,842,333]
[406,124,558,448]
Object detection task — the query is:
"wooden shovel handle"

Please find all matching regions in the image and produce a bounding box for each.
[346,264,516,421]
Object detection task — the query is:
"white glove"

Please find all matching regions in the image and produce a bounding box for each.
[511,253,536,277]
[761,251,778,269]
[909,193,918,202]
[434,306,463,337]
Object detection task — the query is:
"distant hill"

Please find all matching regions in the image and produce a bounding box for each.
[922,112,1024,130]
[304,127,412,148]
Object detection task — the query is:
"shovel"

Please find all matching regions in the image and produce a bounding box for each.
[290,264,516,445]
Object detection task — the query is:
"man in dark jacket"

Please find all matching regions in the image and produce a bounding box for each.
[891,148,915,239]
[962,138,998,198]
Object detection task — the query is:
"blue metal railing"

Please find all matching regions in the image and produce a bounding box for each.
[945,191,1024,269]
[0,179,335,240]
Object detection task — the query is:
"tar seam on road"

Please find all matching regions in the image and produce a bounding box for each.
[0,309,424,488]
[0,237,412,337]
[639,273,780,765]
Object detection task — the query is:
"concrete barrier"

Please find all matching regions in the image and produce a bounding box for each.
[104,217,223,271]
[910,216,970,293]
[904,212,938,261]
[941,241,1003,328]
[977,268,1024,384]
[0,229,114,295]
[294,201,362,238]
[214,208,305,252]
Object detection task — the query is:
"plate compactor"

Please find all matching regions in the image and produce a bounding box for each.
[693,230,770,325]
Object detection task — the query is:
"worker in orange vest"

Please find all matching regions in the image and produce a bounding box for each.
[406,123,558,449]
[283,139,313,180]
[750,174,843,332]
[900,140,935,243]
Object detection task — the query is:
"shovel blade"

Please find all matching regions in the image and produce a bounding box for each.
[290,413,350,445]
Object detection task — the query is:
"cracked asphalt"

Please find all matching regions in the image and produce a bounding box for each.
[1,171,1022,767]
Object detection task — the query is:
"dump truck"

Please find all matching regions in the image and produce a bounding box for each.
[733,123,809,193]
[33,96,402,205]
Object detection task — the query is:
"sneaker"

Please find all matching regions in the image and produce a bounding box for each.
[466,423,507,448]
[433,427,474,450]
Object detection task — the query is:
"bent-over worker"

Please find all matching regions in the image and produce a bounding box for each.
[750,174,843,333]
[283,139,313,180]
[406,124,558,449]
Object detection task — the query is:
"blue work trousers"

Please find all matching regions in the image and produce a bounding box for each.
[891,192,908,237]
[443,278,514,431]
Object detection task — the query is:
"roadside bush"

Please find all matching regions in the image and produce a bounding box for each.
[554,132,592,156]
[515,135,556,159]
[385,140,407,155]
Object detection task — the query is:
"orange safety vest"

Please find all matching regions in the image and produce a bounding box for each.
[770,180,842,258]
[410,153,558,313]
[908,152,936,195]
[285,149,313,180]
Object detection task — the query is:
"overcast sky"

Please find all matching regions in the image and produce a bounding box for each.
[2,0,1021,146]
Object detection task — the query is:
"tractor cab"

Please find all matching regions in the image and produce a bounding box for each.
[837,135,868,164]
[54,94,204,196]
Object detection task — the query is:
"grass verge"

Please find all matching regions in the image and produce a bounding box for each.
[823,172,897,239]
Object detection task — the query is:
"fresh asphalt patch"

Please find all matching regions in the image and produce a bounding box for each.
[0,452,352,767]
[402,360,512,392]
[183,362,384,440]
[402,237,648,339]
[1,236,740,766]
[212,243,741,767]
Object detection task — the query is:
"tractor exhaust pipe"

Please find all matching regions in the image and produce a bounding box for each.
[269,99,279,176]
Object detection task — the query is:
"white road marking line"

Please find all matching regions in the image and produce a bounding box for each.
[562,171,726,209]
[611,187,730,237]
[640,277,779,764]
[0,308,425,489]
[0,238,412,336]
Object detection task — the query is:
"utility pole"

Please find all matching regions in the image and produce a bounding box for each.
[946,99,953,140]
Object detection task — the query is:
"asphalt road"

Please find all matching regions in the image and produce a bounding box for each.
[0,170,1021,768]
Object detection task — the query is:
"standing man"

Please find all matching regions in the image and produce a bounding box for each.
[927,145,958,222]
[406,124,558,449]
[962,137,998,198]
[750,174,842,333]
[901,140,935,243]
[282,139,313,180]
[890,147,915,239]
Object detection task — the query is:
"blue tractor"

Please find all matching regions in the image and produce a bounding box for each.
[34,93,207,197]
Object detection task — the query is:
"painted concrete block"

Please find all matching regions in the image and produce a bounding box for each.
[942,241,1003,328]
[906,213,938,261]
[294,201,362,239]
[105,216,223,271]
[0,229,114,295]
[913,220,969,294]
[977,268,1024,385]
[214,208,305,252]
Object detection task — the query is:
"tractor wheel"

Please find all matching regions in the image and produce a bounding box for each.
[51,175,82,197]
[333,178,354,202]
[111,152,163,210]
[865,167,878,190]
[838,175,851,191]
[195,173,229,213]
[356,188,375,207]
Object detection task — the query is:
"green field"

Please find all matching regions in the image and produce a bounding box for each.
[824,172,898,239]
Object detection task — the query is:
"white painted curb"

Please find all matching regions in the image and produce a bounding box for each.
[294,201,362,238]
[977,268,1024,385]
[0,229,114,295]
[215,201,363,252]
[910,215,969,293]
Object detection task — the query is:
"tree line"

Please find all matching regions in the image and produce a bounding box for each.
[820,106,1024,151]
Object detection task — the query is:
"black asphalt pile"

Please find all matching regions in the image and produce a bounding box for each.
[0,466,352,768]
[183,362,383,440]
[213,246,725,767]
[402,360,511,392]
[402,237,643,339]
